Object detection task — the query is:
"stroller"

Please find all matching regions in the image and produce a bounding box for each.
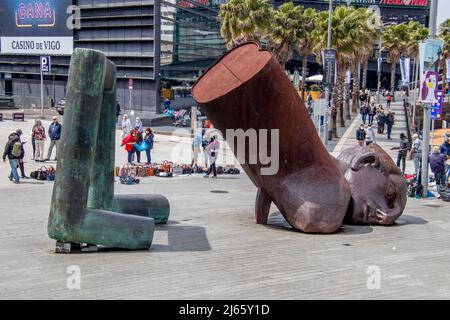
[173,109,187,127]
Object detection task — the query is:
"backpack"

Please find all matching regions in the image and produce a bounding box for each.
[11,141,22,158]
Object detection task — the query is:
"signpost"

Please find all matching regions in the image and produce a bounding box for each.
[40,56,51,119]
[322,47,336,144]
[420,0,441,198]
[128,78,134,113]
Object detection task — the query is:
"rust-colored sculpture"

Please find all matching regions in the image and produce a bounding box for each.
[193,43,407,233]
[193,43,351,233]
[335,144,408,225]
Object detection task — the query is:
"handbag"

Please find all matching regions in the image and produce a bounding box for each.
[31,166,48,180]
[47,166,56,181]
[134,141,148,152]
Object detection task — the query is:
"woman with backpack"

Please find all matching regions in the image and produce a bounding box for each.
[32,120,46,162]
[2,131,22,184]
[144,128,154,165]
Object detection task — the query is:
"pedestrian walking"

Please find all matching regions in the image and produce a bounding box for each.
[365,124,376,146]
[429,146,447,195]
[392,133,408,174]
[45,116,62,161]
[144,128,154,165]
[32,119,46,162]
[121,114,132,139]
[368,102,376,125]
[377,109,386,134]
[360,104,368,125]
[204,136,219,179]
[122,128,137,165]
[191,129,205,167]
[411,133,422,179]
[135,117,144,133]
[30,119,38,160]
[3,131,22,184]
[385,110,395,140]
[133,127,143,164]
[356,124,366,147]
[386,92,392,108]
[439,137,450,183]
[14,129,29,179]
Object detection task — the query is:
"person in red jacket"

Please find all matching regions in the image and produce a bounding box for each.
[122,128,138,165]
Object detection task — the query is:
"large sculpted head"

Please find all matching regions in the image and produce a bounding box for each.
[337,144,407,225]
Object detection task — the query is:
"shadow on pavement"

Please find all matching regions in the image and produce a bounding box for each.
[152,224,212,252]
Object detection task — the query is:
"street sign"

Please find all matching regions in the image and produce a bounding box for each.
[40,56,51,74]
[430,90,443,120]
[128,78,134,90]
[321,49,336,86]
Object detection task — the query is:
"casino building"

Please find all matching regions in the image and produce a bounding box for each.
[0,0,430,115]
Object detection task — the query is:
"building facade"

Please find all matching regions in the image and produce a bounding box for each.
[0,0,161,113]
[0,0,431,114]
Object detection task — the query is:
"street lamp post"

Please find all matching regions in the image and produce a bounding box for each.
[324,0,333,145]
[421,0,438,198]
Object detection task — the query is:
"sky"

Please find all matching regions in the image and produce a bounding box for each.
[437,0,450,28]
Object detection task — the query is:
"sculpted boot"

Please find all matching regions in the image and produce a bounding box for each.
[193,43,351,233]
[48,49,169,250]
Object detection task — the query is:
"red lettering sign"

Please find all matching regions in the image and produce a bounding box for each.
[379,0,428,6]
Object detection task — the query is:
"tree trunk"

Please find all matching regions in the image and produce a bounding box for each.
[352,63,360,114]
[362,59,368,91]
[301,55,308,99]
[335,64,346,128]
[391,62,396,102]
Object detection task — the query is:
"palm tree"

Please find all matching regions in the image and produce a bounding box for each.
[352,7,381,114]
[297,7,317,98]
[314,6,372,132]
[382,23,410,102]
[219,0,273,49]
[439,19,450,93]
[266,2,304,66]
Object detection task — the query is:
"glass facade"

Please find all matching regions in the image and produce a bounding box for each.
[160,0,226,82]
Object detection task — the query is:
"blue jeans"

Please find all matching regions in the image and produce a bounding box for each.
[386,124,393,139]
[145,148,151,163]
[8,159,20,183]
[361,113,367,124]
[413,155,421,178]
[435,171,444,193]
[127,151,133,163]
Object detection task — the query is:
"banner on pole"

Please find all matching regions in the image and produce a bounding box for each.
[419,39,444,103]
[322,50,337,86]
[344,70,351,84]
[446,59,450,82]
[400,57,410,86]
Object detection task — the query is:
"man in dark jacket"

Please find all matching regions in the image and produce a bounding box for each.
[356,124,366,146]
[429,146,447,194]
[3,132,22,184]
[377,110,386,134]
[46,116,62,161]
[360,104,368,125]
[392,133,409,174]
[385,111,395,140]
[440,137,450,183]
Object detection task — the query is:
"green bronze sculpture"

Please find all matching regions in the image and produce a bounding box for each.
[48,49,169,252]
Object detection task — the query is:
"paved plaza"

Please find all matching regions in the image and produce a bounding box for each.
[1,103,450,299]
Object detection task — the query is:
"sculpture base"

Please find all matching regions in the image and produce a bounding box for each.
[55,241,98,254]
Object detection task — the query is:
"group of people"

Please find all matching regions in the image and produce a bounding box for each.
[399,134,450,194]
[191,129,220,178]
[359,96,395,140]
[3,116,62,184]
[121,115,154,165]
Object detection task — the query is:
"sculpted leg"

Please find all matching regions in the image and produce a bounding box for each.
[255,188,271,225]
